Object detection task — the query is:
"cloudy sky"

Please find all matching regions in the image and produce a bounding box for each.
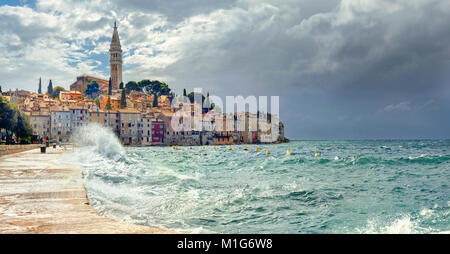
[1,0,450,139]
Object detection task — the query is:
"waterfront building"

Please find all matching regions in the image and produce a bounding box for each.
[27,112,51,140]
[50,110,72,142]
[70,107,89,129]
[104,111,121,136]
[119,109,141,145]
[214,131,234,145]
[200,131,214,145]
[278,122,286,143]
[141,114,152,146]
[213,115,234,145]
[88,110,105,126]
[151,119,164,145]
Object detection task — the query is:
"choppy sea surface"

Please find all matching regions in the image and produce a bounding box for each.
[65,125,449,233]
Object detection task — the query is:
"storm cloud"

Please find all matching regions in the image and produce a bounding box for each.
[1,0,449,139]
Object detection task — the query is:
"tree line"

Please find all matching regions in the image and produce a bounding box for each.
[38,77,65,99]
[0,95,33,144]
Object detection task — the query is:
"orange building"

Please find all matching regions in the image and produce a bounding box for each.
[213,115,234,145]
[59,91,83,101]
[214,131,234,145]
[99,96,120,111]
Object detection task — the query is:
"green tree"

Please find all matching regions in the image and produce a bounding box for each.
[125,81,139,93]
[52,86,65,99]
[15,110,33,143]
[120,89,127,108]
[0,96,15,132]
[47,80,53,95]
[84,81,100,99]
[204,92,214,110]
[183,88,187,97]
[152,81,171,96]
[108,77,112,96]
[145,80,171,107]
[93,97,100,107]
[0,96,32,144]
[125,80,171,97]
[153,94,158,107]
[38,77,41,94]
[106,96,112,110]
[119,82,124,89]
[138,80,152,91]
[187,92,206,104]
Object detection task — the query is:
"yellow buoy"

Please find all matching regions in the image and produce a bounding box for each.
[213,146,216,150]
[315,153,320,157]
[202,147,206,150]
[287,149,291,155]
[244,147,248,151]
[266,150,270,155]
[228,146,232,150]
[255,148,260,152]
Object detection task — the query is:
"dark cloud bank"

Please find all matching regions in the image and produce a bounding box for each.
[3,0,450,139]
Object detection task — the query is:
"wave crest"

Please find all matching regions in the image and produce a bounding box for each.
[71,123,124,158]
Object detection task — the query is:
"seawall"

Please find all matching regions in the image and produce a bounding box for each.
[0,144,41,157]
[0,147,179,234]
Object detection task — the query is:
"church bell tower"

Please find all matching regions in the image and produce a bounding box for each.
[110,21,122,89]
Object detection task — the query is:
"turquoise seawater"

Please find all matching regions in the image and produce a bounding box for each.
[69,132,450,233]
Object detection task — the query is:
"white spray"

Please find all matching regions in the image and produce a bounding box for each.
[70,123,124,158]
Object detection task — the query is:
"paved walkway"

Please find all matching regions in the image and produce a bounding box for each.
[0,148,178,233]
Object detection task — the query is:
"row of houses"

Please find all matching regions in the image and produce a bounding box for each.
[26,106,286,146]
[26,107,166,146]
[4,87,286,146]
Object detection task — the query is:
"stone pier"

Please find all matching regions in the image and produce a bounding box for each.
[0,147,179,234]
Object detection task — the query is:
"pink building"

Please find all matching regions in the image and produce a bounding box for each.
[151,120,164,144]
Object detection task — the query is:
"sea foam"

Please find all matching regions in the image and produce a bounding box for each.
[71,123,124,158]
